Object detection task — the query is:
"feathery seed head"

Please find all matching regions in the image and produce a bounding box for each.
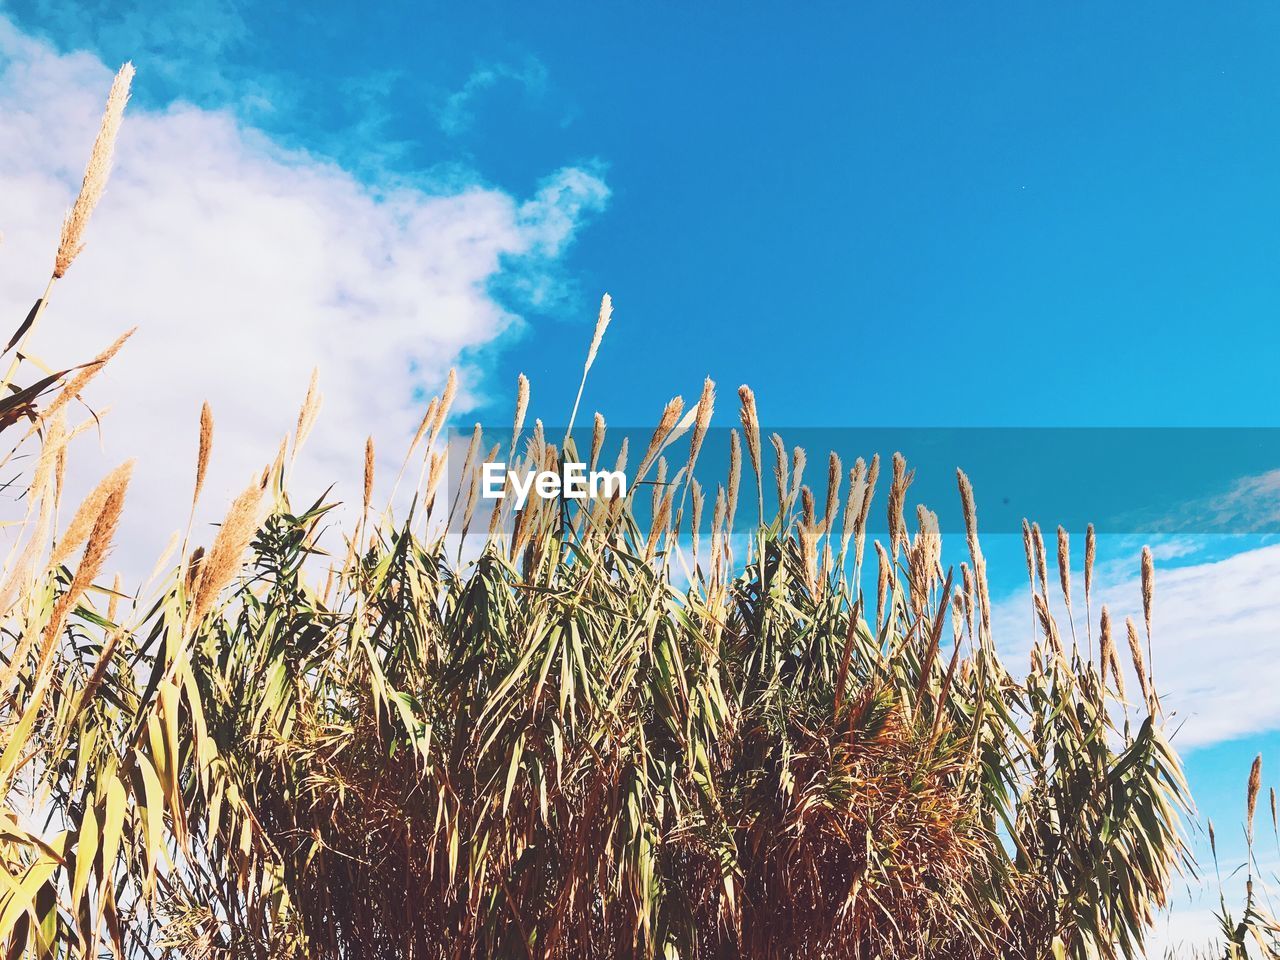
[1141,545,1155,638]
[363,437,375,514]
[1057,525,1071,609]
[1032,523,1048,596]
[513,374,530,451]
[1126,615,1151,708]
[295,369,323,456]
[1249,754,1263,844]
[1021,519,1034,584]
[52,460,134,569]
[640,396,684,475]
[770,434,788,512]
[685,377,715,480]
[590,412,606,470]
[727,429,741,529]
[737,386,762,490]
[54,62,134,278]
[190,478,265,626]
[584,293,613,372]
[194,402,214,509]
[43,328,135,424]
[823,452,841,535]
[1084,523,1096,602]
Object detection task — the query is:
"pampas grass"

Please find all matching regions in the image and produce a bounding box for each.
[1,340,1201,958]
[1249,755,1263,845]
[54,63,134,279]
[50,459,133,569]
[188,476,264,627]
[737,384,763,521]
[566,292,612,437]
[0,60,1223,960]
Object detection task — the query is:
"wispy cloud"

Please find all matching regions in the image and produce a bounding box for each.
[1193,468,1280,533]
[435,58,549,136]
[0,16,607,573]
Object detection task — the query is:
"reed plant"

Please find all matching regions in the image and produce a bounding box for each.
[0,60,1234,960]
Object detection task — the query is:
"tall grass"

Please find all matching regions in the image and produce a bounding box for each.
[0,61,1237,960]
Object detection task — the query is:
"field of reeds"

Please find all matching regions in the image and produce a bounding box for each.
[2,62,1280,960]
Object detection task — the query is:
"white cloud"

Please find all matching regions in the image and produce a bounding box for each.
[0,17,607,573]
[1144,895,1222,959]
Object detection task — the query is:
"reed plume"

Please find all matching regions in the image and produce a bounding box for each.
[1248,755,1263,845]
[363,437,376,515]
[54,63,134,278]
[30,414,67,510]
[193,402,214,508]
[1084,522,1096,652]
[1057,526,1071,610]
[566,293,612,437]
[960,562,975,640]
[429,369,459,446]
[957,470,979,559]
[1125,615,1152,709]
[513,373,530,457]
[39,477,128,671]
[48,460,130,570]
[1141,546,1154,635]
[1084,524,1096,602]
[737,385,763,521]
[639,396,683,477]
[771,434,788,512]
[710,485,726,580]
[855,454,879,575]
[1100,606,1125,697]
[876,539,892,625]
[840,460,862,555]
[956,469,991,638]
[107,571,123,623]
[39,328,135,426]
[1141,545,1155,685]
[1021,520,1034,586]
[800,485,815,529]
[294,369,323,458]
[589,412,605,471]
[823,452,841,536]
[1032,523,1048,598]
[888,453,908,555]
[189,477,265,627]
[790,445,806,501]
[727,429,741,532]
[684,377,715,481]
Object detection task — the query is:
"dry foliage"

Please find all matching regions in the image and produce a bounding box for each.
[0,58,1255,960]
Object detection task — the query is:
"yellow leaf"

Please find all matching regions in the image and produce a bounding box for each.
[100,775,127,881]
[71,803,99,908]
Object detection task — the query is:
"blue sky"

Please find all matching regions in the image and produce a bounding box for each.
[5,1,1280,949]
[12,0,1280,427]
